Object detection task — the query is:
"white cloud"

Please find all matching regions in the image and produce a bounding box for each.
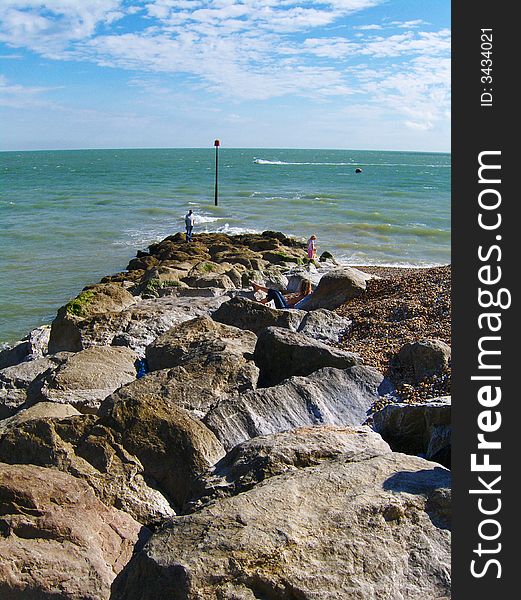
[359,56,451,130]
[0,1,450,137]
[0,1,125,54]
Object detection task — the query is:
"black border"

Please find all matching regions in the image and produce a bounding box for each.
[452,3,515,596]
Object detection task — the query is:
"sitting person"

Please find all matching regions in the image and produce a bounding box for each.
[251,279,312,309]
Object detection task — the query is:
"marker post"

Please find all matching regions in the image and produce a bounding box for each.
[214,139,220,206]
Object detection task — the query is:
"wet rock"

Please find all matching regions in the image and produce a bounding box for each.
[111,452,450,600]
[0,463,148,600]
[253,326,361,386]
[205,365,392,450]
[211,296,305,334]
[126,254,159,272]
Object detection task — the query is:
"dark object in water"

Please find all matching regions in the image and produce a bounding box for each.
[355,168,363,173]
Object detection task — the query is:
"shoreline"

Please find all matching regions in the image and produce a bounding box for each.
[0,247,450,348]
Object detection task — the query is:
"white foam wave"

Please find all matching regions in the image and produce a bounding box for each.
[195,215,219,224]
[254,159,356,166]
[254,159,450,168]
[211,223,260,235]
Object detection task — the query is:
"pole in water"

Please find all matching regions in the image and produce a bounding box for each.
[214,139,220,206]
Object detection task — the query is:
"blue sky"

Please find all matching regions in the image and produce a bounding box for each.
[0,1,450,151]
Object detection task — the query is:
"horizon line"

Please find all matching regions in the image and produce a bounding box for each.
[0,146,452,154]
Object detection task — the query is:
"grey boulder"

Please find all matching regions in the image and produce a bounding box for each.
[204,365,394,450]
[111,446,451,600]
[211,296,305,334]
[39,346,138,413]
[294,266,370,310]
[253,326,361,386]
[372,396,452,468]
[187,424,391,511]
[297,308,352,343]
[395,338,451,382]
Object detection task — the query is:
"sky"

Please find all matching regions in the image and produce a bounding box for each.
[0,1,451,152]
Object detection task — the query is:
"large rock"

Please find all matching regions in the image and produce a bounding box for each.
[395,338,451,382]
[0,463,148,600]
[204,365,394,450]
[39,346,138,413]
[112,295,229,355]
[104,355,258,421]
[182,272,236,290]
[0,356,59,419]
[0,406,175,525]
[0,401,80,435]
[111,450,451,599]
[145,315,257,372]
[187,425,391,511]
[100,387,225,510]
[48,283,137,353]
[253,326,361,386]
[372,396,452,468]
[0,326,50,369]
[294,266,370,310]
[211,296,305,334]
[297,308,352,343]
[48,290,229,358]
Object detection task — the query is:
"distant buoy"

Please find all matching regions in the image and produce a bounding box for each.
[355,168,362,173]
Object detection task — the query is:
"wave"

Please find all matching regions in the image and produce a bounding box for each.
[195,215,220,224]
[253,159,450,168]
[254,159,357,166]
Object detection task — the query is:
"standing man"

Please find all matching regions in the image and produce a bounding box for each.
[185,209,194,242]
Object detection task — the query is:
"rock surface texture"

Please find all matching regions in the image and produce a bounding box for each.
[373,396,451,468]
[204,365,394,450]
[0,463,147,600]
[253,326,361,386]
[0,231,452,599]
[112,429,451,600]
[293,266,370,310]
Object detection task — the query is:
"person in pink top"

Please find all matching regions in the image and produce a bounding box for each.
[307,235,317,260]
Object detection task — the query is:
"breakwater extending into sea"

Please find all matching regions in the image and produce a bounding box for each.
[0,148,450,344]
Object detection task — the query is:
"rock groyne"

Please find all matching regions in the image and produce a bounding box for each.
[0,231,451,599]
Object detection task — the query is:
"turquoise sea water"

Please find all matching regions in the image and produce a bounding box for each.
[0,148,450,344]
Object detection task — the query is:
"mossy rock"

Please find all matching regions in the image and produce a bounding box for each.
[261,251,305,265]
[65,290,97,317]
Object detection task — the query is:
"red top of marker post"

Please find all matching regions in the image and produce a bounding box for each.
[214,139,220,147]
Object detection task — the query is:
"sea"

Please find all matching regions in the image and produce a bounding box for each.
[0,148,450,345]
